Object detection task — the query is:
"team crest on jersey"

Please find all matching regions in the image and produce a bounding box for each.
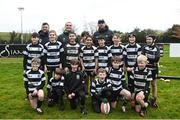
[76,74,80,80]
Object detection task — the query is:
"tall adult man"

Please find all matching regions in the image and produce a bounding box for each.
[38,22,50,46]
[93,19,113,46]
[57,22,74,46]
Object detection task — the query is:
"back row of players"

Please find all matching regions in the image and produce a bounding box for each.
[23,21,160,116]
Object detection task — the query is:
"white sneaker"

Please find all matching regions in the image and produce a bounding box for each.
[121,106,126,112]
[144,102,148,108]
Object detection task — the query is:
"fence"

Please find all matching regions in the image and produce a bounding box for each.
[0,43,164,58]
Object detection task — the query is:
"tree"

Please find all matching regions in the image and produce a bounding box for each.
[171,24,180,39]
[9,31,18,44]
[163,24,180,43]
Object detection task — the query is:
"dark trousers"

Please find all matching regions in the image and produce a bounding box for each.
[69,91,86,110]
[92,89,112,113]
[48,88,64,106]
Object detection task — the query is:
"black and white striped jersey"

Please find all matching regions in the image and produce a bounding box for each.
[80,46,98,70]
[97,46,112,68]
[123,43,141,67]
[47,76,65,91]
[107,67,126,91]
[23,43,44,70]
[24,69,46,93]
[141,45,160,70]
[90,79,111,96]
[109,44,125,66]
[44,41,64,68]
[63,43,80,66]
[130,67,152,93]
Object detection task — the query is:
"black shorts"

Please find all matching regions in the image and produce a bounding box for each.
[151,69,158,80]
[111,88,123,102]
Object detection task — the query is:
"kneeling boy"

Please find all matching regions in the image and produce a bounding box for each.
[91,68,113,113]
[24,58,46,114]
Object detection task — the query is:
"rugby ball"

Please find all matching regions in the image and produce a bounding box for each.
[100,102,110,114]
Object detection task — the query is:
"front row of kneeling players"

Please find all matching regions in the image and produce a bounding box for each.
[24,54,152,117]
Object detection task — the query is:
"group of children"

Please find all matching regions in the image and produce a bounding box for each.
[23,30,160,117]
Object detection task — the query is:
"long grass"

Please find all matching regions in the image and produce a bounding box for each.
[0,45,180,119]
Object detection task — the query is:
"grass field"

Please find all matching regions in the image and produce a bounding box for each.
[0,45,180,119]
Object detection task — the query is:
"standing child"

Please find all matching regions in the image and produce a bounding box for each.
[109,33,125,68]
[23,32,44,71]
[97,35,112,69]
[107,56,131,112]
[80,35,98,96]
[141,35,160,108]
[24,58,46,114]
[130,55,152,117]
[124,33,141,93]
[91,68,112,113]
[44,30,64,84]
[63,32,80,73]
[65,59,87,115]
[47,68,65,111]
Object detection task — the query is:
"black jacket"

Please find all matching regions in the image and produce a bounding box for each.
[93,25,113,46]
[57,31,70,47]
[64,71,86,95]
[38,30,49,46]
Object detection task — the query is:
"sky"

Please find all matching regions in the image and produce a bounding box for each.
[0,0,180,34]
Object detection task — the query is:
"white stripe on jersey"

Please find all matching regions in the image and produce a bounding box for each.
[83,50,95,54]
[47,58,60,63]
[28,54,41,58]
[42,77,46,81]
[127,61,136,66]
[111,49,123,53]
[147,54,155,59]
[134,74,147,79]
[98,63,108,67]
[84,63,95,67]
[28,47,42,51]
[67,50,79,54]
[110,80,122,86]
[91,89,95,93]
[24,77,28,81]
[126,48,137,52]
[145,47,158,52]
[113,86,122,91]
[127,55,137,59]
[47,52,60,56]
[28,88,36,91]
[27,74,41,79]
[47,45,59,49]
[26,66,32,70]
[109,73,121,79]
[29,81,42,86]
[47,64,60,67]
[27,59,32,64]
[99,56,108,60]
[83,56,95,60]
[23,51,28,55]
[98,49,108,53]
[66,56,79,60]
[134,81,146,87]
